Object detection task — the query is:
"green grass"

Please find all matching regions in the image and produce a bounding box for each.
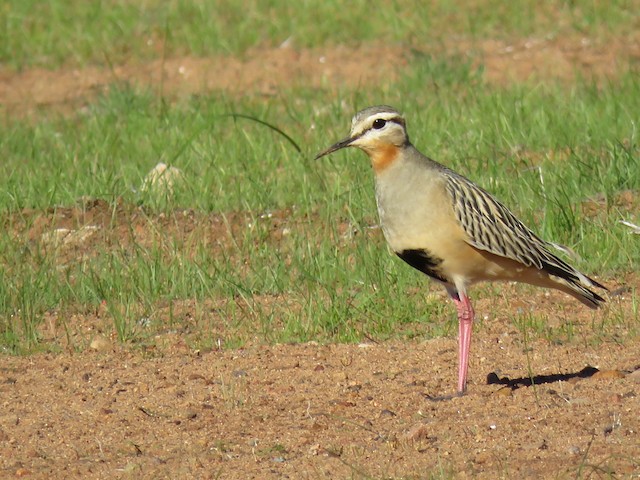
[1,0,638,69]
[2,64,638,353]
[1,2,639,353]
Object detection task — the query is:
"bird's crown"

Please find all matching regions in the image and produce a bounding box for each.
[350,105,405,137]
[347,105,408,148]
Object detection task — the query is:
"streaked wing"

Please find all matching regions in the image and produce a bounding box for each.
[444,171,585,282]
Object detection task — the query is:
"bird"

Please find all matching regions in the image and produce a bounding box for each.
[315,105,607,395]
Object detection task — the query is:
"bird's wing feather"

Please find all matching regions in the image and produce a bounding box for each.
[444,171,590,285]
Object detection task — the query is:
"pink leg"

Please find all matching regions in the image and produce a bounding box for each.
[452,292,475,394]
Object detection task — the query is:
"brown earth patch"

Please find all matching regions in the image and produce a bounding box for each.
[0,44,408,118]
[1,334,639,478]
[2,33,639,118]
[581,189,640,219]
[466,33,640,85]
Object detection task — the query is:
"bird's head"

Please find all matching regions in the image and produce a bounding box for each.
[315,106,409,171]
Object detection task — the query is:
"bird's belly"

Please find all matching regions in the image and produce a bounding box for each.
[377,200,465,281]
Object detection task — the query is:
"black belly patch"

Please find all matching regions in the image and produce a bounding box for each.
[396,249,448,283]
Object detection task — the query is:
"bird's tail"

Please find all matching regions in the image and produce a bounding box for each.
[544,265,607,309]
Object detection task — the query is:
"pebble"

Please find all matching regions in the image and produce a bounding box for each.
[89,335,111,352]
[332,371,348,382]
[379,409,397,417]
[492,386,513,397]
[41,225,99,248]
[404,423,432,441]
[592,370,626,380]
[0,415,19,426]
[142,162,184,195]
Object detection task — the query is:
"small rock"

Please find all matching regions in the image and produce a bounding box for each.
[568,446,581,455]
[310,421,326,432]
[405,423,432,441]
[608,393,623,404]
[89,335,111,352]
[299,435,314,446]
[0,415,19,426]
[592,370,626,380]
[119,463,140,473]
[137,317,151,328]
[193,438,209,450]
[473,451,491,464]
[492,386,513,397]
[41,225,99,248]
[332,371,348,382]
[142,162,183,196]
[331,400,355,408]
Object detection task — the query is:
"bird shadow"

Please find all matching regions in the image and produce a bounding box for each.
[486,365,600,390]
[424,366,604,402]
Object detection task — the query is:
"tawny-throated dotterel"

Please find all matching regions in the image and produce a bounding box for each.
[315,105,607,395]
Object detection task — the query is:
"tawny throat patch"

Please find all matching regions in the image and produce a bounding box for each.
[369,143,400,173]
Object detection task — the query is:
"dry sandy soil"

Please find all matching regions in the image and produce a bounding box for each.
[2,33,639,117]
[1,36,639,479]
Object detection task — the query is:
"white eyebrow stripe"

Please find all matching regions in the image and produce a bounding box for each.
[352,114,405,137]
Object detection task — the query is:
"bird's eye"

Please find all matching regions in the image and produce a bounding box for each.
[372,118,386,129]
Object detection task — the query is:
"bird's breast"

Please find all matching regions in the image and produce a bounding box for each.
[374,167,455,250]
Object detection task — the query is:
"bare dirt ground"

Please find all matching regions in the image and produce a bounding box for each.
[1,36,640,479]
[1,32,639,117]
